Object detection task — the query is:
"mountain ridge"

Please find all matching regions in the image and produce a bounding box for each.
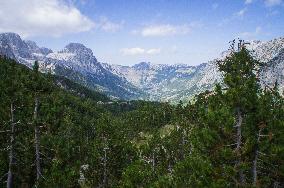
[0,32,146,100]
[105,38,284,102]
[0,32,283,102]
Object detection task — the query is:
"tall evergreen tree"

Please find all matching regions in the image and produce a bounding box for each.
[28,61,52,184]
[217,40,261,185]
[0,58,22,188]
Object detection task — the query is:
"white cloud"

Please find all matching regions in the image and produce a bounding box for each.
[219,6,251,26]
[141,24,191,37]
[239,26,262,38]
[121,48,145,55]
[131,30,139,35]
[236,8,248,17]
[120,47,161,56]
[219,7,250,26]
[264,0,282,6]
[245,0,253,4]
[255,26,262,33]
[98,17,123,32]
[146,48,161,55]
[0,0,94,37]
[245,0,282,7]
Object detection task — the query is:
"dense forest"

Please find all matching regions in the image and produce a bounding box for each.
[0,43,284,187]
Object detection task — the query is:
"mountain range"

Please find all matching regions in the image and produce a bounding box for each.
[0,32,283,103]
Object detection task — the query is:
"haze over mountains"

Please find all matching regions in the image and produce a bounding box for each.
[0,32,283,102]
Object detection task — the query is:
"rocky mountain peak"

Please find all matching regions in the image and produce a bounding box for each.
[25,40,39,49]
[1,32,283,102]
[0,32,22,42]
[132,62,151,70]
[61,43,97,63]
[0,32,31,58]
[25,40,53,55]
[64,43,92,55]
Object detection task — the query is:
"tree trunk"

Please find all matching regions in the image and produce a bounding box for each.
[7,103,15,188]
[253,129,261,186]
[181,129,186,160]
[252,149,259,186]
[236,108,243,150]
[103,139,108,188]
[235,108,245,184]
[152,151,155,171]
[34,97,41,181]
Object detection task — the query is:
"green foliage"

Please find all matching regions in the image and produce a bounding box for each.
[172,154,214,187]
[119,160,155,188]
[0,43,283,188]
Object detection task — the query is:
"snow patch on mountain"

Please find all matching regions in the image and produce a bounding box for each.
[104,37,284,102]
[1,32,283,102]
[0,32,145,100]
[47,52,75,61]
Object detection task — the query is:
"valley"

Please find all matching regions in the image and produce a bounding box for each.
[1,33,283,103]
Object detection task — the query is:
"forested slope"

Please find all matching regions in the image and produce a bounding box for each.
[0,43,284,187]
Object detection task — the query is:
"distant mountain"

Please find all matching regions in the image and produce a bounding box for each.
[103,62,209,102]
[260,48,284,92]
[0,32,283,103]
[104,37,284,102]
[0,33,146,100]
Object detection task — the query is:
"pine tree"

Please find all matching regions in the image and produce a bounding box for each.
[217,40,261,185]
[0,58,22,188]
[28,61,52,184]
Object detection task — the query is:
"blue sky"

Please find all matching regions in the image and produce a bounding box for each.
[0,0,284,65]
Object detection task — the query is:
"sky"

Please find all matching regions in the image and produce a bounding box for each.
[0,0,284,66]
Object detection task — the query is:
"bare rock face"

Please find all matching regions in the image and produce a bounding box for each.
[1,32,283,102]
[0,32,145,100]
[0,33,30,59]
[105,37,284,102]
